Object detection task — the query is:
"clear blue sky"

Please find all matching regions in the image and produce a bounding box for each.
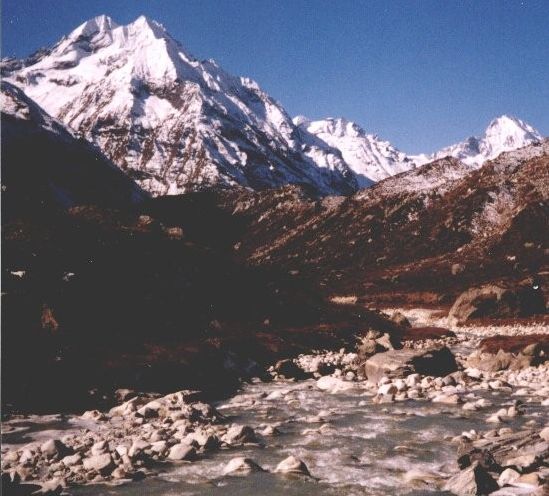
[2,0,548,153]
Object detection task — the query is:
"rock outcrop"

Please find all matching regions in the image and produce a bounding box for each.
[449,282,546,325]
[450,427,549,495]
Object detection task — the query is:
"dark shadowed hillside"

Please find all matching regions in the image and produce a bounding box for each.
[1,84,398,414]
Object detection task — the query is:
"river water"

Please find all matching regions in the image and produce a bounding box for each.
[4,312,547,495]
[68,376,539,496]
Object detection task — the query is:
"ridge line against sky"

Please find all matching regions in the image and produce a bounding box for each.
[2,0,548,154]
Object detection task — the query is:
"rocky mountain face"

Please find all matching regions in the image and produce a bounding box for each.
[2,15,358,197]
[214,140,549,304]
[1,81,147,216]
[2,15,543,197]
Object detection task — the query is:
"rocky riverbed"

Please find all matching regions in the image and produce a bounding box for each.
[2,309,548,495]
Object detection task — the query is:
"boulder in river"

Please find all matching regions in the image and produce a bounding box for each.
[363,346,457,384]
[274,456,311,476]
[223,425,259,445]
[223,457,264,475]
[273,359,310,380]
[466,350,515,373]
[316,375,356,393]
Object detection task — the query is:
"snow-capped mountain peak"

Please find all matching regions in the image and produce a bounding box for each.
[433,114,542,167]
[484,114,542,151]
[3,15,359,196]
[295,116,417,186]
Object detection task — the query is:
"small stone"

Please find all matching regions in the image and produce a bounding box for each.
[498,468,520,487]
[111,467,128,480]
[190,432,219,451]
[260,425,281,436]
[394,379,407,391]
[223,457,264,475]
[61,454,82,467]
[19,449,36,465]
[442,375,456,386]
[224,425,258,445]
[115,445,128,457]
[136,401,162,418]
[128,439,150,458]
[432,393,461,404]
[40,477,66,493]
[40,439,70,458]
[487,414,503,424]
[167,444,197,461]
[90,440,107,455]
[378,383,397,396]
[83,453,115,475]
[150,441,168,454]
[3,451,19,463]
[274,455,311,476]
[406,374,421,387]
[81,410,107,421]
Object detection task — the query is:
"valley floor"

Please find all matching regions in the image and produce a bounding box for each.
[2,308,548,495]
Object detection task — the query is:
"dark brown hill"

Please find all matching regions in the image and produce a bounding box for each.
[208,143,548,306]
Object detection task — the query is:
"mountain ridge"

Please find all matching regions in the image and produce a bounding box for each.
[2,15,544,196]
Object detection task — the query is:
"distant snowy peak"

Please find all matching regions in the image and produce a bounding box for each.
[295,117,419,186]
[433,115,543,167]
[298,114,543,185]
